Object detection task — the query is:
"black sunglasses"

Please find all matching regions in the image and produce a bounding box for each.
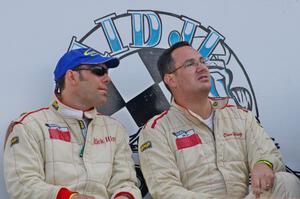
[74,65,108,76]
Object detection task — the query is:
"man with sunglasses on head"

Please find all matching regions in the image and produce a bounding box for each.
[4,48,142,199]
[138,41,300,199]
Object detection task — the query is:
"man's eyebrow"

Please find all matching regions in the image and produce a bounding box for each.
[183,58,196,63]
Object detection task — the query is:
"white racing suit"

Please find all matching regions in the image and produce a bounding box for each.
[4,96,141,199]
[138,98,300,199]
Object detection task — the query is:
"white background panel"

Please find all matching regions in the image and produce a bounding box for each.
[1,0,299,198]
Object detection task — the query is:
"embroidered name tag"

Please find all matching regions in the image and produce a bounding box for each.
[93,136,116,144]
[223,132,243,139]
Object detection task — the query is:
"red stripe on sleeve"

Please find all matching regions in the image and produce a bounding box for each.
[16,108,49,124]
[151,110,169,129]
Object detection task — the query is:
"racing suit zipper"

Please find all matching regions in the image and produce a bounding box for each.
[211,111,228,192]
[78,116,92,157]
[206,110,215,140]
[78,120,87,157]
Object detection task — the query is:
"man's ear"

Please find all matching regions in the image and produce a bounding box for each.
[65,70,79,85]
[164,73,176,89]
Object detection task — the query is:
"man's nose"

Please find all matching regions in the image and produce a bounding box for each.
[102,73,111,84]
[195,62,208,72]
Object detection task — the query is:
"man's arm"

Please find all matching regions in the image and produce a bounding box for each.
[245,111,285,197]
[107,124,142,199]
[245,112,285,171]
[4,122,76,199]
[138,125,214,199]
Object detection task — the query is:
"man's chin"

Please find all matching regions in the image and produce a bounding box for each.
[95,98,107,107]
[202,84,211,92]
[197,86,211,96]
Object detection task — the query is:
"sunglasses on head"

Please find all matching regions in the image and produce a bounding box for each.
[74,65,108,76]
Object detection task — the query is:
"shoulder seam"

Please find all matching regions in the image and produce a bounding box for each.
[16,107,49,124]
[4,107,49,149]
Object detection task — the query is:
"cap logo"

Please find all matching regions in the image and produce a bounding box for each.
[84,49,98,56]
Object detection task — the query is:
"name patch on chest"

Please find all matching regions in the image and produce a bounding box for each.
[93,136,116,145]
[223,132,243,139]
[173,129,202,150]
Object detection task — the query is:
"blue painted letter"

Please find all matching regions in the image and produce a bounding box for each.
[128,10,162,47]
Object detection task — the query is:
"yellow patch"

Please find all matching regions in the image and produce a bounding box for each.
[140,141,152,152]
[212,101,218,107]
[78,120,85,129]
[10,136,19,147]
[52,101,59,110]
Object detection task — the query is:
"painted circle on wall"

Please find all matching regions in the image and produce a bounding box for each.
[69,10,259,198]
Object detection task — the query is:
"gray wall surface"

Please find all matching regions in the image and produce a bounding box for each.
[1,0,299,198]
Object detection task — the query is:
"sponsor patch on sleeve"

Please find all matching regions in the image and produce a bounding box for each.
[140,141,152,152]
[10,136,19,147]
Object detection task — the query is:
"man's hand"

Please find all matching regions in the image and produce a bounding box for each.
[251,162,274,198]
[72,194,96,199]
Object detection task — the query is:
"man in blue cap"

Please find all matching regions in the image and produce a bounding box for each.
[4,48,142,199]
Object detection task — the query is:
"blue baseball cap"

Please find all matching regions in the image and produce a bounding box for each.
[54,48,119,81]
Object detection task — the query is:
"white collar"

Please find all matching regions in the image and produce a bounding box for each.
[50,95,99,120]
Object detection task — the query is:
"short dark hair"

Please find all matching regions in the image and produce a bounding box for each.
[157,41,191,91]
[54,65,82,95]
[54,75,65,95]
